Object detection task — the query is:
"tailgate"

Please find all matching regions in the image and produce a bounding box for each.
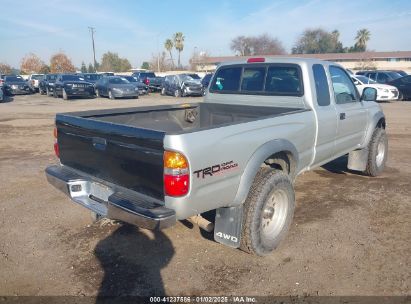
[56,114,165,200]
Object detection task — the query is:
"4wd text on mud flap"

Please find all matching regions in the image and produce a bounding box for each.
[193,160,239,179]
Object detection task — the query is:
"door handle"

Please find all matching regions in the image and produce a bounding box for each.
[340,113,346,120]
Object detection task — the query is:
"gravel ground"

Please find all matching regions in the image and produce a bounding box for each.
[0,93,410,297]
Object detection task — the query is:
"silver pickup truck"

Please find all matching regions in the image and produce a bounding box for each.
[46,58,387,256]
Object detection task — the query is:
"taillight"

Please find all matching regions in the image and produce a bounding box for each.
[164,151,189,197]
[144,78,150,85]
[53,127,59,158]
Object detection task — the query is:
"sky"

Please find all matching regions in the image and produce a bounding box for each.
[1,0,411,69]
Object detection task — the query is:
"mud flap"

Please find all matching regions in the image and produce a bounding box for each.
[214,206,243,248]
[348,148,368,172]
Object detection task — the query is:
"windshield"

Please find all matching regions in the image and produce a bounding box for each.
[355,76,377,84]
[31,74,44,80]
[5,76,25,82]
[141,72,156,78]
[179,75,194,82]
[388,72,402,80]
[188,74,200,79]
[109,77,130,84]
[62,75,85,81]
[83,74,101,81]
[122,76,137,82]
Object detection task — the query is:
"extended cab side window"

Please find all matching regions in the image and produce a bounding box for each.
[312,64,330,106]
[210,67,241,92]
[329,66,358,104]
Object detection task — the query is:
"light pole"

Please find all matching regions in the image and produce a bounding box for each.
[88,27,97,72]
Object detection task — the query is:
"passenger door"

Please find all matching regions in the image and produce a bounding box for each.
[329,66,368,154]
[311,64,338,165]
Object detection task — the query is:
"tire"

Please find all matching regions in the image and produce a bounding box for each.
[53,89,58,98]
[174,89,181,97]
[46,87,50,96]
[95,89,100,97]
[161,87,166,96]
[240,169,295,256]
[108,90,115,100]
[398,92,403,101]
[364,128,388,177]
[182,88,187,97]
[62,89,68,100]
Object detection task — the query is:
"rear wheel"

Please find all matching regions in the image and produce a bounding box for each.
[364,128,388,176]
[240,169,295,256]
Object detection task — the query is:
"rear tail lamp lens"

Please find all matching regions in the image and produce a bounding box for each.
[53,127,59,158]
[164,151,189,197]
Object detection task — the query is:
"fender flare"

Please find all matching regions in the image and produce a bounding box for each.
[230,139,299,207]
[362,111,385,148]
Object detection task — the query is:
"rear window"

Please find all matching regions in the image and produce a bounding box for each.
[141,72,156,78]
[31,74,44,80]
[109,77,129,84]
[210,64,303,96]
[83,74,101,81]
[62,75,85,81]
[5,76,25,82]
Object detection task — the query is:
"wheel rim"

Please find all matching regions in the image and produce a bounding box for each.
[175,90,179,97]
[109,91,112,99]
[261,188,289,241]
[376,139,386,167]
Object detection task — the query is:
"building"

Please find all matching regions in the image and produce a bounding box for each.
[193,51,411,73]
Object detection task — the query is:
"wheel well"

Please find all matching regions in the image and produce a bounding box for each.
[262,151,296,176]
[377,118,386,129]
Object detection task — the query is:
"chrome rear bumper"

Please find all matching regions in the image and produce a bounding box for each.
[45,165,176,229]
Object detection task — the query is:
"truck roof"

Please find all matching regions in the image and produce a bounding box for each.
[217,57,338,68]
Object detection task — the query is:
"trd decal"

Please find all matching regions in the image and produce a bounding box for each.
[193,160,239,179]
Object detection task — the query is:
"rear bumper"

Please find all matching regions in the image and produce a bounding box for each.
[45,165,176,229]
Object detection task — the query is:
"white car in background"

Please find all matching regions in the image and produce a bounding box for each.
[352,75,399,102]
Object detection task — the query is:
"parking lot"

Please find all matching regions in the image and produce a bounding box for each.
[0,94,410,296]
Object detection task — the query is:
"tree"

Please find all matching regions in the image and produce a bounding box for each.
[354,28,371,52]
[292,28,345,54]
[164,39,175,68]
[100,52,132,72]
[0,63,12,74]
[80,62,87,73]
[173,32,185,68]
[87,63,95,73]
[230,34,285,56]
[141,61,150,70]
[50,52,76,73]
[20,53,45,74]
[149,51,171,72]
[39,65,50,74]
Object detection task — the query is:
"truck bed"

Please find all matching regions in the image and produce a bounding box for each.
[55,103,306,201]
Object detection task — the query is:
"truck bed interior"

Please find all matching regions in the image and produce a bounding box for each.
[84,103,305,134]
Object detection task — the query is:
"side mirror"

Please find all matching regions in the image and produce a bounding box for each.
[361,87,377,101]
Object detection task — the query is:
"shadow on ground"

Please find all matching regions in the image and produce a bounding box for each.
[94,224,174,300]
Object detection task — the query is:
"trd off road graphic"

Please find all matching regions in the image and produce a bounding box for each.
[193,160,239,179]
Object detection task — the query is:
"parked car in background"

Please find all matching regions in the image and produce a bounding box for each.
[39,74,58,95]
[99,72,115,77]
[388,75,411,100]
[0,86,3,102]
[53,74,94,100]
[78,73,102,85]
[0,74,5,86]
[161,74,203,97]
[120,75,149,95]
[351,75,399,102]
[3,75,32,95]
[95,76,139,99]
[131,71,164,92]
[185,73,201,80]
[360,71,402,84]
[27,74,44,92]
[201,73,213,94]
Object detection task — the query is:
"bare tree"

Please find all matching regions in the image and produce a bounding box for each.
[230,34,285,56]
[149,51,172,72]
[20,53,46,74]
[0,62,12,74]
[50,52,76,73]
